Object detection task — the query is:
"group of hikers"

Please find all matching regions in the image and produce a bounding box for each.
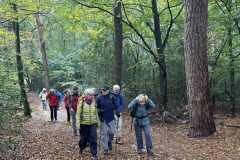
[39,85,156,160]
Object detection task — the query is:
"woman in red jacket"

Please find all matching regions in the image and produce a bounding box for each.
[46,89,58,122]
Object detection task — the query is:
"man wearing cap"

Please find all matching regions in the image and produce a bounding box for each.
[39,88,47,110]
[96,86,118,155]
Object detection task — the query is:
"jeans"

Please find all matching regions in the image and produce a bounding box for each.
[134,123,153,153]
[41,100,47,110]
[50,107,57,121]
[114,114,123,137]
[66,106,70,122]
[71,110,77,134]
[79,124,97,156]
[100,120,116,151]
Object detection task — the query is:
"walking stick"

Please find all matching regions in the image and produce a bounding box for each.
[115,116,119,153]
[130,117,133,131]
[98,127,101,160]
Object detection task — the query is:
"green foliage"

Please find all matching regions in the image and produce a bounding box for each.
[0,0,240,114]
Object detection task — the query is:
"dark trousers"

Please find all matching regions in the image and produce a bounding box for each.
[66,106,70,122]
[79,124,97,156]
[50,107,57,121]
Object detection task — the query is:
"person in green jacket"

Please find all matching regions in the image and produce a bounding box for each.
[78,88,99,160]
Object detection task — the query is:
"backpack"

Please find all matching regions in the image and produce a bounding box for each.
[71,94,79,108]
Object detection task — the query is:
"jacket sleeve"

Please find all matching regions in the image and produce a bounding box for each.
[119,95,124,113]
[63,96,67,107]
[77,99,83,127]
[96,96,102,112]
[39,92,42,99]
[128,98,137,110]
[146,98,156,110]
[46,93,50,100]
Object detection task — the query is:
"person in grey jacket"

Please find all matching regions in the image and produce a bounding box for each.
[128,94,155,158]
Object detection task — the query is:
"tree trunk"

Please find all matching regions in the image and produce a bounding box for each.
[12,4,31,117]
[151,0,168,110]
[227,0,235,117]
[35,14,49,90]
[112,0,123,86]
[184,0,216,137]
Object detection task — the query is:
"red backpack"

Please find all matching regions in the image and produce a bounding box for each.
[71,95,79,112]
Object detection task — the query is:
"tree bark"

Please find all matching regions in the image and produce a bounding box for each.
[35,14,49,90]
[151,0,168,110]
[227,0,235,117]
[12,3,31,117]
[112,0,123,86]
[184,0,216,137]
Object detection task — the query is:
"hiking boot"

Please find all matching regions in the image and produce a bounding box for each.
[74,130,78,136]
[104,150,109,155]
[147,155,153,160]
[115,138,123,144]
[79,150,83,160]
[147,150,154,160]
[137,148,144,155]
[91,155,98,160]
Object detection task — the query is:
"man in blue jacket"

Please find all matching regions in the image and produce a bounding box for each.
[96,86,119,155]
[112,84,124,144]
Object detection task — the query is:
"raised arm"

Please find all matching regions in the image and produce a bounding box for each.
[128,98,138,110]
[146,98,156,110]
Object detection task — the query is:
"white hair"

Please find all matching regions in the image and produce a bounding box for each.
[113,84,120,91]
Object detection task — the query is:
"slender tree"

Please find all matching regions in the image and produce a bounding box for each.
[227,0,235,117]
[35,13,49,90]
[184,0,215,137]
[151,0,167,109]
[112,0,123,86]
[12,3,31,117]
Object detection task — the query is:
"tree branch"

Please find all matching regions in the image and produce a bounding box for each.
[73,0,159,62]
[159,2,182,15]
[121,1,158,62]
[162,2,183,49]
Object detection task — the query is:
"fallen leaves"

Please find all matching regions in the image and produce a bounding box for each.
[1,93,240,160]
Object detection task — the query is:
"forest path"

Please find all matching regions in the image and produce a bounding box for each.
[13,92,240,160]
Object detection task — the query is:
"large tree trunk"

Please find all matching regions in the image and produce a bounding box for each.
[12,4,31,117]
[184,0,216,137]
[35,14,49,90]
[112,0,123,86]
[151,0,168,110]
[227,0,235,117]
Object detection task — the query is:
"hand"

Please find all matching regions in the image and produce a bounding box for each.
[98,112,104,122]
[116,112,121,118]
[144,95,148,101]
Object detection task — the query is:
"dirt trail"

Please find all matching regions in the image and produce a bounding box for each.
[13,93,240,160]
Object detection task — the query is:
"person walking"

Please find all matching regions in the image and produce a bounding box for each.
[112,84,124,144]
[96,86,118,155]
[128,94,155,159]
[63,90,71,123]
[46,89,58,122]
[70,87,80,136]
[78,88,99,160]
[39,88,47,110]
